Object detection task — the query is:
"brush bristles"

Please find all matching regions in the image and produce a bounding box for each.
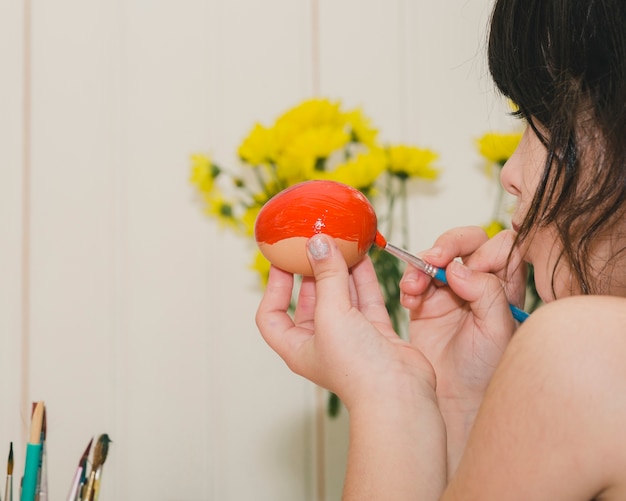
[92,434,112,470]
[80,438,94,465]
[7,441,13,475]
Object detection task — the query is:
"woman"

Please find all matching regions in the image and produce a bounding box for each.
[256,0,626,498]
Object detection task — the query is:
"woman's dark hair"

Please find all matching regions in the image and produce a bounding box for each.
[488,0,626,295]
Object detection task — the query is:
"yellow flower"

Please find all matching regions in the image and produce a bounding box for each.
[344,109,379,146]
[273,152,314,185]
[291,125,350,160]
[250,250,271,286]
[387,145,439,180]
[271,98,347,155]
[320,148,386,190]
[276,125,350,182]
[238,124,279,165]
[241,205,261,237]
[189,153,218,194]
[275,98,344,135]
[483,220,506,238]
[204,192,239,231]
[507,99,519,113]
[476,132,522,166]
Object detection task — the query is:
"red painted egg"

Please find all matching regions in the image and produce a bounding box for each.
[254,180,378,275]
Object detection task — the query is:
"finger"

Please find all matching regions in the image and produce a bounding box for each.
[400,260,434,296]
[399,252,451,314]
[293,276,316,325]
[256,266,312,362]
[464,230,527,307]
[257,265,294,323]
[446,259,516,331]
[399,266,436,311]
[305,234,353,327]
[401,277,463,320]
[421,226,490,268]
[347,269,359,308]
[350,256,394,333]
[464,230,519,274]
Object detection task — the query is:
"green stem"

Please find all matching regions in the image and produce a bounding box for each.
[385,175,397,239]
[400,178,409,248]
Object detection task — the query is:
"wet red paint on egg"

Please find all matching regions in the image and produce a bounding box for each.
[255,180,378,275]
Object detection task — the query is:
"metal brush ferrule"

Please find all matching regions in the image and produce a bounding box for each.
[421,261,439,278]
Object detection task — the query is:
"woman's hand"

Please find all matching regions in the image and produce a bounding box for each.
[256,234,448,498]
[400,226,527,473]
[256,234,436,411]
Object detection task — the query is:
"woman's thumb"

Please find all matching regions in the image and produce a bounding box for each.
[306,235,352,312]
[447,260,515,326]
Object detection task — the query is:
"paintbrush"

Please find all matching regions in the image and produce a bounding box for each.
[82,434,112,501]
[91,435,111,501]
[35,406,47,501]
[76,451,89,501]
[66,439,92,501]
[20,401,44,501]
[4,442,13,501]
[374,232,529,323]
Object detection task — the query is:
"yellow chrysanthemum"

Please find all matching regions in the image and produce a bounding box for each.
[203,193,239,231]
[271,98,347,154]
[320,148,386,190]
[276,125,350,182]
[476,132,522,166]
[250,250,271,286]
[483,220,506,238]
[241,205,261,237]
[344,109,379,146]
[507,99,519,113]
[387,145,440,180]
[273,152,314,185]
[238,124,279,165]
[288,125,350,161]
[189,153,218,194]
[275,98,345,134]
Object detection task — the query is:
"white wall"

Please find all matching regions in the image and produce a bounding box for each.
[0,0,512,499]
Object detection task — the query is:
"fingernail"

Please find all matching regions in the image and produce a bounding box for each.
[308,234,330,260]
[451,260,471,279]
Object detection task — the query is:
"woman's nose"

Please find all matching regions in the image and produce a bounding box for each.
[500,160,515,196]
[500,148,521,197]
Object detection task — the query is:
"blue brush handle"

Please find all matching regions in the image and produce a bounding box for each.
[433,267,529,323]
[509,304,530,323]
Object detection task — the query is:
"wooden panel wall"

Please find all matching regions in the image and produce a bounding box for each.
[0,1,512,499]
[0,0,27,456]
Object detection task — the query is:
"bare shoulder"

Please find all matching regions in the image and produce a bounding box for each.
[513,295,626,381]
[447,295,626,500]
[527,295,626,333]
